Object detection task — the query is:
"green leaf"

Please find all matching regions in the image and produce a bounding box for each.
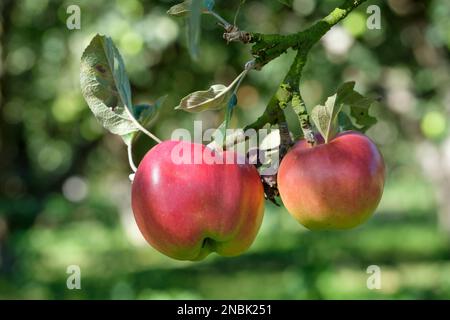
[80,34,137,145]
[347,103,377,133]
[337,111,358,132]
[167,0,193,17]
[208,97,238,149]
[224,93,237,136]
[311,94,339,143]
[167,0,212,17]
[210,94,239,147]
[339,82,377,132]
[349,107,377,132]
[131,95,167,143]
[134,95,167,125]
[188,0,202,60]
[311,82,377,142]
[133,104,155,121]
[278,0,293,7]
[175,71,247,113]
[175,84,232,112]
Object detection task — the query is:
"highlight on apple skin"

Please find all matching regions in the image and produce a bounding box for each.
[277,131,385,230]
[131,140,265,261]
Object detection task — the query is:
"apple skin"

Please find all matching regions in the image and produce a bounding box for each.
[277,131,385,230]
[131,140,265,261]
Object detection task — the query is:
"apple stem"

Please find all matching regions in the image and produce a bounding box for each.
[208,10,232,30]
[127,142,138,173]
[278,120,292,159]
[292,92,316,146]
[212,60,256,150]
[124,104,163,144]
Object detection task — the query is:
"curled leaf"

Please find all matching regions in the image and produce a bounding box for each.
[311,94,339,143]
[167,0,213,17]
[175,84,231,112]
[175,71,246,113]
[167,1,193,17]
[80,34,137,145]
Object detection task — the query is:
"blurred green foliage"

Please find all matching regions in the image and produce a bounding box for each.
[1,0,450,299]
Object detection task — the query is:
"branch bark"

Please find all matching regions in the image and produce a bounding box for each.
[224,0,368,147]
[250,0,368,68]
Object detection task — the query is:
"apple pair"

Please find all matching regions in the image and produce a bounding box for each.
[131,132,385,261]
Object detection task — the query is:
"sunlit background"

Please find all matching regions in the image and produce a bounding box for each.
[1,0,450,299]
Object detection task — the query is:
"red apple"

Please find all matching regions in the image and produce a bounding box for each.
[131,140,265,261]
[277,131,385,230]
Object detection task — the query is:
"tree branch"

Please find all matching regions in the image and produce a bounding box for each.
[249,0,368,68]
[224,0,367,148]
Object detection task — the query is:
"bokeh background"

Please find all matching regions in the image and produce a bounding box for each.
[1,0,450,299]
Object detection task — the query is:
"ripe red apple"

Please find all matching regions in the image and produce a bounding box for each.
[131,140,265,261]
[277,131,385,230]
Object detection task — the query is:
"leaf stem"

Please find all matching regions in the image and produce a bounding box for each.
[222,60,255,146]
[208,10,232,30]
[124,106,162,144]
[230,60,254,95]
[127,142,138,172]
[233,0,245,26]
[227,69,248,91]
